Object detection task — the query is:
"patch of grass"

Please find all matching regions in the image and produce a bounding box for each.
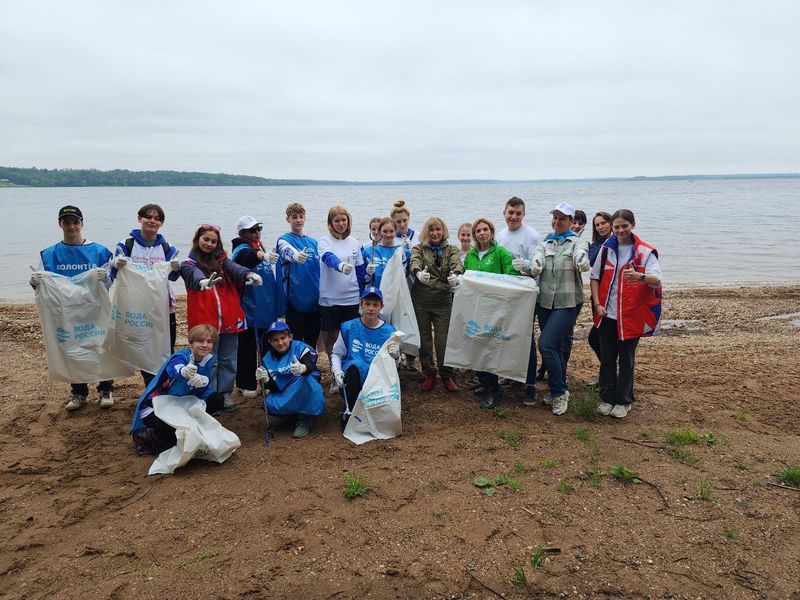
[512,460,525,475]
[511,564,527,587]
[665,427,702,446]
[667,446,697,464]
[698,477,714,501]
[428,480,440,492]
[529,545,549,568]
[587,468,605,486]
[343,474,371,500]
[500,429,522,448]
[573,427,591,442]
[589,439,601,465]
[538,459,556,469]
[736,462,748,471]
[777,466,800,488]
[734,411,748,422]
[570,387,599,420]
[507,479,522,492]
[173,551,216,570]
[494,474,510,486]
[610,464,641,484]
[493,407,509,419]
[433,509,446,519]
[557,480,573,494]
[639,429,654,439]
[724,526,739,540]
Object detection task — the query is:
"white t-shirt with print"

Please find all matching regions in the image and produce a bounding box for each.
[496,224,541,261]
[590,244,663,320]
[318,235,364,306]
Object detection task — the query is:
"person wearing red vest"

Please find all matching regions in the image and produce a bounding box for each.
[590,209,662,419]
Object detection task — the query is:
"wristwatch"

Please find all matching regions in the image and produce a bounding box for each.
[639,273,645,282]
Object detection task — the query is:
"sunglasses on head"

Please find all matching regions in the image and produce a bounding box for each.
[200,224,221,232]
[245,225,263,233]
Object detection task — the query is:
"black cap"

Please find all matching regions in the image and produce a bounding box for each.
[58,205,83,221]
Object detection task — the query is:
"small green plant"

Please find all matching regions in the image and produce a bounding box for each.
[724,526,739,540]
[343,474,371,500]
[639,429,654,439]
[736,462,748,471]
[512,460,525,475]
[701,432,719,445]
[507,479,522,492]
[610,464,641,484]
[500,430,522,448]
[666,427,702,446]
[573,427,591,442]
[493,407,509,419]
[511,564,527,587]
[570,388,599,420]
[538,459,556,469]
[587,468,605,486]
[494,473,510,486]
[557,480,573,494]
[698,477,713,501]
[529,545,549,568]
[589,439,601,465]
[667,446,697,464]
[734,411,748,422]
[173,551,216,570]
[433,509,446,519]
[777,466,800,488]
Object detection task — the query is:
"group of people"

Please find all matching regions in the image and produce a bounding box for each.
[32,195,662,457]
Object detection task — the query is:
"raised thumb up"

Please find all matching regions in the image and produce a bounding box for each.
[416,266,431,284]
[289,354,307,375]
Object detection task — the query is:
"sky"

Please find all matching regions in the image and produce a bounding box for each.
[1,1,799,181]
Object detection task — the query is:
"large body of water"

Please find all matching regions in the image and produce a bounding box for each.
[1,178,798,301]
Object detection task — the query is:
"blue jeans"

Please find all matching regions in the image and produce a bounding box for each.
[213,333,239,394]
[536,305,581,397]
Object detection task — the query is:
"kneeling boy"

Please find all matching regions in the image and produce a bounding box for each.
[130,324,225,455]
[256,321,325,439]
[330,287,400,429]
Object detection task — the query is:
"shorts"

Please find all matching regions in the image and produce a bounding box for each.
[320,304,359,331]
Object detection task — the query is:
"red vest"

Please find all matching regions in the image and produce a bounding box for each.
[594,234,662,340]
[186,257,247,335]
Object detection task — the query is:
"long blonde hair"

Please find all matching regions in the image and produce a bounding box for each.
[326,205,352,239]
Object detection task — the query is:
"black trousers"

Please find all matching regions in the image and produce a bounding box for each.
[236,327,259,391]
[597,317,639,406]
[141,313,178,386]
[141,392,225,454]
[340,365,364,429]
[588,326,602,363]
[286,308,321,350]
[71,381,113,397]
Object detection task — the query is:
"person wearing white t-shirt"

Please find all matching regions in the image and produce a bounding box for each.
[319,205,367,362]
[495,196,542,405]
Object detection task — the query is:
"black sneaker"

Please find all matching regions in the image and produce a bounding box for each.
[480,390,502,410]
[473,385,488,396]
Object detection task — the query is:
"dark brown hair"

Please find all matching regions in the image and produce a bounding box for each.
[190,226,226,279]
[137,203,165,222]
[592,211,613,245]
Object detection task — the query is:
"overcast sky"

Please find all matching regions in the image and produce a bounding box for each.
[1,1,798,180]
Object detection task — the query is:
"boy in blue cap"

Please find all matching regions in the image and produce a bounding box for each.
[330,287,400,430]
[256,321,325,438]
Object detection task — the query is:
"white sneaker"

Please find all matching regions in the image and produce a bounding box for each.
[610,404,629,419]
[542,394,553,406]
[99,390,114,409]
[597,402,613,416]
[240,388,258,399]
[65,394,87,411]
[551,391,570,416]
[223,393,237,412]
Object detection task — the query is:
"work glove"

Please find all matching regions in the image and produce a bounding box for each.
[169,250,181,272]
[512,255,531,273]
[530,258,544,277]
[94,268,107,281]
[268,251,279,266]
[112,255,130,269]
[199,271,223,291]
[255,366,270,384]
[574,252,590,272]
[338,262,354,275]
[295,248,308,264]
[289,355,307,376]
[386,341,400,359]
[416,266,431,285]
[333,368,345,388]
[187,373,209,388]
[447,273,459,287]
[180,356,198,380]
[30,271,44,289]
[246,273,263,286]
[366,262,376,276]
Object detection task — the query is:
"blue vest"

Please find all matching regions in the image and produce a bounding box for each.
[130,349,216,434]
[261,340,325,416]
[340,318,395,384]
[231,244,285,329]
[275,233,320,313]
[40,242,112,278]
[361,244,409,288]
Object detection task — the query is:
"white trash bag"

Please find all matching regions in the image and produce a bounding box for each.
[344,331,404,445]
[443,271,538,382]
[148,395,241,475]
[379,252,420,357]
[34,270,135,383]
[105,261,171,374]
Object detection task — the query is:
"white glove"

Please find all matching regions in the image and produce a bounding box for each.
[94,267,107,281]
[338,262,354,275]
[386,341,400,359]
[180,356,198,380]
[333,368,345,388]
[169,250,181,272]
[447,273,459,287]
[268,251,279,266]
[199,271,223,291]
[112,255,130,269]
[289,355,307,376]
[187,373,209,388]
[530,258,543,277]
[416,266,431,284]
[255,366,270,383]
[295,248,308,264]
[30,272,44,288]
[366,262,376,276]
[574,253,590,272]
[512,255,532,272]
[246,273,263,286]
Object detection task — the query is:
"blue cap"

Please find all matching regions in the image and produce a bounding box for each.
[266,320,291,335]
[360,286,383,301]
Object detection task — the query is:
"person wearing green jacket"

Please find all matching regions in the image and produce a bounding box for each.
[409,217,463,393]
[462,218,519,409]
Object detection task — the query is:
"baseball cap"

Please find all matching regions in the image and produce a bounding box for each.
[549,202,576,217]
[236,215,261,232]
[266,321,291,335]
[360,286,383,301]
[58,205,83,221]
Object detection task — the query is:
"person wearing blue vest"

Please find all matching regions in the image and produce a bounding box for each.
[330,287,400,430]
[255,321,325,439]
[30,205,114,411]
[129,324,225,455]
[362,217,411,288]
[275,203,321,349]
[230,215,285,399]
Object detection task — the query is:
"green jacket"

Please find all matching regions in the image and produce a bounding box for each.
[410,242,463,302]
[463,242,519,275]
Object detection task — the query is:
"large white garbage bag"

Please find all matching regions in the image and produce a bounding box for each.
[34,270,135,383]
[344,331,404,445]
[148,395,241,475]
[443,271,538,382]
[379,252,420,357]
[105,262,171,374]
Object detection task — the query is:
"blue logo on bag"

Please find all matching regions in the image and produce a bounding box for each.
[464,319,510,342]
[56,327,71,343]
[359,382,400,408]
[111,305,121,321]
[123,311,153,329]
[465,320,481,336]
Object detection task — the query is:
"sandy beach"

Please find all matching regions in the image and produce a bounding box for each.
[1,284,798,599]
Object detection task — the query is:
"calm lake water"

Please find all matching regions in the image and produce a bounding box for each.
[1,178,798,301]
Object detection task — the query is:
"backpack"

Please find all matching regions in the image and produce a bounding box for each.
[125,237,171,258]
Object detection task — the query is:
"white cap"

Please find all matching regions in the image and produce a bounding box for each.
[549,202,576,217]
[236,215,261,232]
